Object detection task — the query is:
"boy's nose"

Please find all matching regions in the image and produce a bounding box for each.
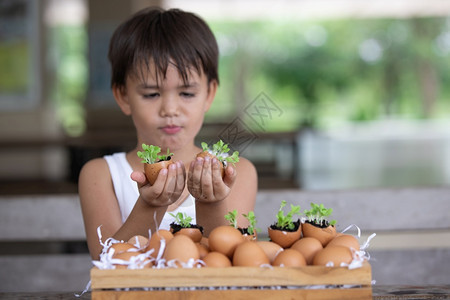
[160,97,179,117]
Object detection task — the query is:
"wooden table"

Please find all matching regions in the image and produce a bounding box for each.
[1,286,449,299]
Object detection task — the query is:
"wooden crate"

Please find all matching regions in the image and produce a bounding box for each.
[90,262,372,299]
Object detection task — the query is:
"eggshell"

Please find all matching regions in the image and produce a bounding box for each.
[302,222,337,247]
[196,242,210,259]
[108,242,139,255]
[163,234,200,265]
[290,237,323,265]
[197,151,224,177]
[200,237,209,248]
[232,241,270,267]
[113,251,153,269]
[272,249,306,267]
[268,224,302,248]
[313,245,353,266]
[208,226,244,258]
[256,241,283,264]
[144,160,173,185]
[127,235,149,250]
[327,234,360,251]
[203,251,232,267]
[146,229,174,258]
[174,227,203,243]
[242,232,258,242]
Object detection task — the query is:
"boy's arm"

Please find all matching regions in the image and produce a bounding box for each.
[78,158,124,259]
[79,158,184,259]
[194,157,257,236]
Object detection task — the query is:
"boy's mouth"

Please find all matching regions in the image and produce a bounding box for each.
[161,125,182,134]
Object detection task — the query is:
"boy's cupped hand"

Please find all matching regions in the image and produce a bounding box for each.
[131,161,186,207]
[187,156,236,203]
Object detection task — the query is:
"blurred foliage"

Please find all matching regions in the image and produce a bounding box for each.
[208,17,450,132]
[49,25,88,137]
[0,40,28,94]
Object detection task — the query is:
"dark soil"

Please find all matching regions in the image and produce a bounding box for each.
[269,219,301,232]
[157,156,172,162]
[237,227,252,235]
[169,222,204,235]
[305,219,333,229]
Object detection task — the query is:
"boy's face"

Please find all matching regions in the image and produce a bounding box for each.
[114,62,217,152]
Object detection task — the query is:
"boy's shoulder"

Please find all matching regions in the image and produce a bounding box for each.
[234,156,257,176]
[79,157,111,181]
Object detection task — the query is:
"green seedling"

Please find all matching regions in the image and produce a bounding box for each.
[201,140,239,166]
[304,203,337,227]
[225,209,238,228]
[275,200,301,230]
[137,144,173,164]
[169,212,193,228]
[242,211,260,235]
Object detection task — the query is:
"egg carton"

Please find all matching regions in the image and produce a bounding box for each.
[90,262,372,299]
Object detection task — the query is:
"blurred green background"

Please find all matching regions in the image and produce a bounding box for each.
[1,0,450,191]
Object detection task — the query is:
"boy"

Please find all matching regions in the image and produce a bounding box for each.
[78,7,257,259]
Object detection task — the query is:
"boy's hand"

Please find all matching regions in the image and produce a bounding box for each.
[187,156,236,202]
[131,161,186,207]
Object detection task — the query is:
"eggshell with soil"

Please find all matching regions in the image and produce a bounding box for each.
[173,227,203,243]
[302,222,337,247]
[268,224,302,248]
[144,160,173,185]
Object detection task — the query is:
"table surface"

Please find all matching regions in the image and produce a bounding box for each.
[1,285,449,299]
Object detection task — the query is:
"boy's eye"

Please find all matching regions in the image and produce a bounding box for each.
[143,93,159,99]
[180,92,195,98]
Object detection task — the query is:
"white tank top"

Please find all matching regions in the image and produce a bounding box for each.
[103,152,196,230]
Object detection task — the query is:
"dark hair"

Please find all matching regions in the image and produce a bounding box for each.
[108,7,219,89]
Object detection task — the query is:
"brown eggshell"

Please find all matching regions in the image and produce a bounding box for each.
[242,231,258,241]
[127,235,149,250]
[208,226,244,258]
[268,224,302,248]
[196,243,210,259]
[112,251,153,269]
[327,234,360,251]
[232,241,270,267]
[200,237,209,248]
[272,249,306,267]
[290,237,323,265]
[163,234,200,264]
[174,227,203,243]
[203,251,232,267]
[144,160,173,185]
[146,229,174,258]
[302,222,337,247]
[256,241,283,264]
[108,242,138,255]
[197,151,224,177]
[313,245,353,266]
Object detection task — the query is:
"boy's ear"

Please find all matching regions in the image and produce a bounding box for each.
[204,80,218,112]
[112,85,132,116]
